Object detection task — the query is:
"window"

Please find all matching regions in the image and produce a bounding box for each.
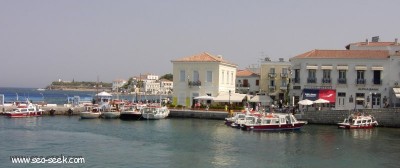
[270,68,275,73]
[193,71,199,82]
[270,80,275,86]
[338,70,346,84]
[322,70,331,83]
[307,69,316,83]
[222,70,225,84]
[256,80,259,86]
[281,79,287,87]
[226,71,229,84]
[206,71,212,82]
[338,92,346,97]
[231,72,234,85]
[357,70,365,84]
[282,68,288,74]
[294,69,300,83]
[179,70,186,82]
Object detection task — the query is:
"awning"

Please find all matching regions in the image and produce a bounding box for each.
[356,97,365,101]
[96,91,112,97]
[249,95,272,103]
[393,88,400,98]
[355,66,367,70]
[371,66,384,71]
[337,65,348,70]
[321,66,333,70]
[213,92,246,102]
[194,95,214,100]
[306,65,318,70]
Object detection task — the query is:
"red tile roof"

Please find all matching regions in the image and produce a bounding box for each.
[349,42,398,47]
[291,50,389,59]
[171,52,237,66]
[237,69,259,77]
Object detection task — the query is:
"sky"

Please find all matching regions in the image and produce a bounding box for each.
[1,0,399,88]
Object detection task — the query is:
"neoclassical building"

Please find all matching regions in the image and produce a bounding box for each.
[290,37,400,110]
[259,58,291,103]
[171,52,237,107]
[236,69,260,95]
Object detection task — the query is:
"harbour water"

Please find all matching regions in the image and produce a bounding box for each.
[1,116,400,168]
[0,87,170,105]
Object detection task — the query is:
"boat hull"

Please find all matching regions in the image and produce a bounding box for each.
[337,124,375,129]
[242,123,306,131]
[102,112,121,119]
[80,112,101,119]
[120,112,142,120]
[5,112,43,118]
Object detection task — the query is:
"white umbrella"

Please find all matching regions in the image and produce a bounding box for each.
[314,98,329,104]
[194,95,214,100]
[249,95,272,104]
[298,99,314,105]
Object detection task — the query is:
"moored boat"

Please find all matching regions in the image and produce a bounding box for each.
[141,105,169,120]
[337,113,378,129]
[4,103,44,118]
[241,113,307,131]
[80,106,101,119]
[120,104,146,120]
[101,100,125,119]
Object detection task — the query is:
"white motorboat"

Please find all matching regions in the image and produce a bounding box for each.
[338,113,378,129]
[241,113,307,131]
[141,105,169,120]
[80,106,101,119]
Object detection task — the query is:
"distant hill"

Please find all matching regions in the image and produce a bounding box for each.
[46,81,112,91]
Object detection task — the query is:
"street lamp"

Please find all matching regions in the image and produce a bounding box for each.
[228,90,231,116]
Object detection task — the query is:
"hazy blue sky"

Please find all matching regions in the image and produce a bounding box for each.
[1,0,399,88]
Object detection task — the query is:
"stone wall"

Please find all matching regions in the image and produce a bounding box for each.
[296,108,400,127]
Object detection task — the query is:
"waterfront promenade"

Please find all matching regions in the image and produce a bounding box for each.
[2,105,400,127]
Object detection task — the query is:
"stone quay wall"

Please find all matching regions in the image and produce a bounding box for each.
[296,108,400,127]
[169,109,228,120]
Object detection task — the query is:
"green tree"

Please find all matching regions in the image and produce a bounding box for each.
[160,73,173,81]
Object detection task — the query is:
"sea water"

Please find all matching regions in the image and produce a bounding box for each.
[0,116,400,168]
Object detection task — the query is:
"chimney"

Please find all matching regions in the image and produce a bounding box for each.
[366,38,369,45]
[279,58,284,62]
[395,38,398,45]
[217,55,223,59]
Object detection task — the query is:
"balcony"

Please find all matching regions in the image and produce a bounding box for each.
[356,79,366,85]
[292,78,300,84]
[338,78,347,84]
[268,73,277,78]
[280,84,288,90]
[372,79,382,85]
[188,80,201,87]
[307,78,317,84]
[280,73,289,78]
[269,85,276,89]
[322,78,331,84]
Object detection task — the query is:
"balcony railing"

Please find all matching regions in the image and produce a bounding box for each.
[322,78,331,84]
[188,80,201,87]
[268,73,277,78]
[338,78,347,84]
[292,78,300,84]
[372,79,382,85]
[356,79,366,85]
[280,73,288,78]
[307,78,317,84]
[269,85,276,89]
[280,84,288,90]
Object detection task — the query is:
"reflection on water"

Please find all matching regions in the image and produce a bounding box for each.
[343,129,375,140]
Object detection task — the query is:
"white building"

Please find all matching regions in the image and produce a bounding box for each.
[290,37,400,110]
[112,79,127,92]
[171,52,237,107]
[236,69,259,95]
[160,79,173,94]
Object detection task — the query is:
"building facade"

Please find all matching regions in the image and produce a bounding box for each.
[259,58,291,104]
[236,69,260,95]
[290,37,400,110]
[171,52,237,107]
[112,79,127,92]
[160,79,173,95]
